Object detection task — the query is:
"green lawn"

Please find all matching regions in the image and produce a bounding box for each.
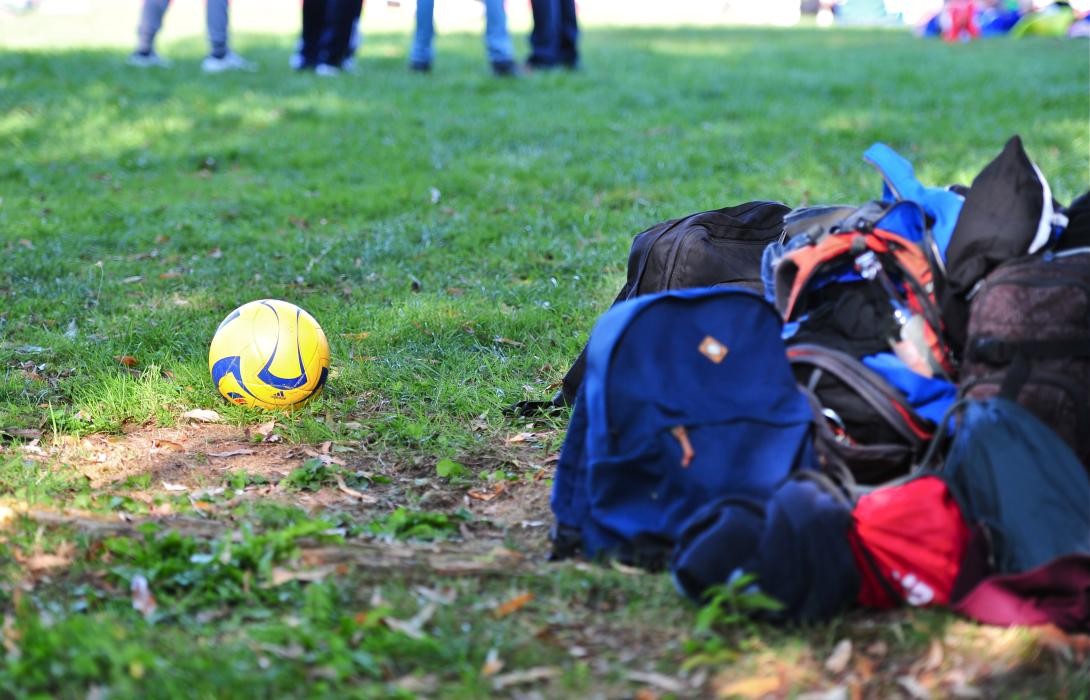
[1,23,1088,699]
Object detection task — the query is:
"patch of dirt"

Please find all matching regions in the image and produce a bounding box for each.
[11,424,559,555]
[45,424,303,488]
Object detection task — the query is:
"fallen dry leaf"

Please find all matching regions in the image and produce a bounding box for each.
[797,688,849,700]
[492,592,534,619]
[24,553,72,571]
[181,409,223,423]
[897,675,931,700]
[158,270,183,280]
[714,675,781,699]
[161,482,187,492]
[505,432,536,444]
[341,332,370,341]
[153,439,185,452]
[334,474,378,505]
[490,667,559,691]
[825,639,853,675]
[944,669,984,699]
[383,603,437,640]
[115,355,138,367]
[131,575,157,619]
[626,670,685,694]
[2,428,42,440]
[468,483,507,502]
[923,639,944,671]
[207,449,255,458]
[1035,624,1090,663]
[268,565,337,587]
[251,420,276,439]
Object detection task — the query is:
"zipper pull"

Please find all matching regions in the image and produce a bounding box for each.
[671,426,694,468]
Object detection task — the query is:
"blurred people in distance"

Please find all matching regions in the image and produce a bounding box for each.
[408,0,518,76]
[296,0,364,76]
[526,0,580,71]
[127,0,255,73]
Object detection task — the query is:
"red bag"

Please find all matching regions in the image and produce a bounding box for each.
[849,475,971,608]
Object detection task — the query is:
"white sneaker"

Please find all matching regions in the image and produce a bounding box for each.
[127,51,171,68]
[201,52,255,74]
[314,63,340,77]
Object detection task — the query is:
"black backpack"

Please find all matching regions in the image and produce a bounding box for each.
[789,344,936,485]
[545,201,790,408]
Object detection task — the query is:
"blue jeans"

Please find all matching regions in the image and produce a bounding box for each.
[410,0,515,64]
[528,0,579,67]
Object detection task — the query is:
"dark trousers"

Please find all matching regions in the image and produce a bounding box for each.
[527,0,579,68]
[301,0,363,68]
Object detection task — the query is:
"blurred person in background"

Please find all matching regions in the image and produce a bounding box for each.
[297,0,364,75]
[408,0,518,76]
[127,0,254,72]
[526,0,579,70]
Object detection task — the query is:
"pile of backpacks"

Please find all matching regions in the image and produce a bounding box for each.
[544,136,1090,631]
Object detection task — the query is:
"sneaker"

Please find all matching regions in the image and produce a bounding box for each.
[408,60,431,73]
[201,51,255,74]
[314,63,341,77]
[491,60,519,77]
[127,50,171,68]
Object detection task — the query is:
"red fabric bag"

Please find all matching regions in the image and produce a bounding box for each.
[849,475,972,608]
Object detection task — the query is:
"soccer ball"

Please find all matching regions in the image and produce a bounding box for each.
[208,299,330,410]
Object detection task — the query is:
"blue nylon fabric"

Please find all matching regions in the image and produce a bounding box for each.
[942,398,1090,574]
[672,478,859,623]
[741,478,858,622]
[550,385,592,536]
[552,288,816,559]
[861,352,957,425]
[864,142,964,257]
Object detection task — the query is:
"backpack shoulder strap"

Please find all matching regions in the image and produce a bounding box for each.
[788,344,933,446]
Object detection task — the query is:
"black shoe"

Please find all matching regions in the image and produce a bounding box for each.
[491,60,519,77]
[408,60,431,73]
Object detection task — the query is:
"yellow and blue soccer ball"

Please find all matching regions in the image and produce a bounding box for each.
[208,299,330,410]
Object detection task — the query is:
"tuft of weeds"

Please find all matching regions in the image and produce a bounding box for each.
[366,507,471,542]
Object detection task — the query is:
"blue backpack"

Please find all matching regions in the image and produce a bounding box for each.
[550,287,817,567]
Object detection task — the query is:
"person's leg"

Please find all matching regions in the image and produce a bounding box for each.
[322,0,362,68]
[205,0,229,58]
[134,0,171,54]
[527,0,559,67]
[482,0,515,67]
[300,0,328,67]
[201,0,255,71]
[344,1,363,62]
[408,0,435,67]
[557,0,579,67]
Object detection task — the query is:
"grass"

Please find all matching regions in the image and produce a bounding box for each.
[1,17,1089,699]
